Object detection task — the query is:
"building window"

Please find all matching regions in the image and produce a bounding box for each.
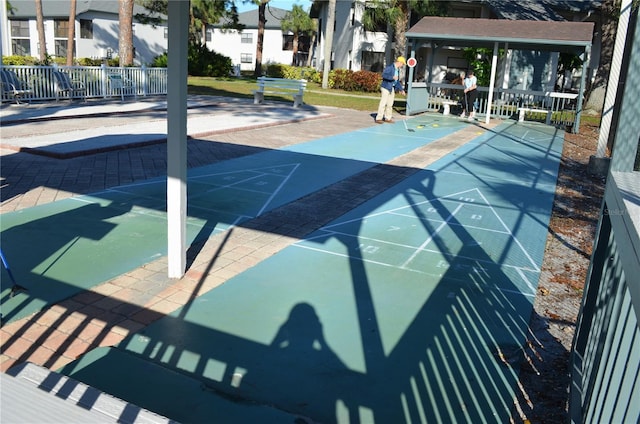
[9,20,30,55]
[10,20,29,37]
[241,32,252,44]
[205,29,212,42]
[11,39,30,56]
[54,40,68,58]
[361,51,384,73]
[54,20,69,37]
[282,34,294,51]
[80,19,93,39]
[164,27,168,39]
[241,53,253,63]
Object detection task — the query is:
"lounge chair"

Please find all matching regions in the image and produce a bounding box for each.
[108,73,137,101]
[1,69,33,104]
[53,70,87,102]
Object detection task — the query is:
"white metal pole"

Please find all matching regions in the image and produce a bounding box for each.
[167,0,189,278]
[485,42,499,125]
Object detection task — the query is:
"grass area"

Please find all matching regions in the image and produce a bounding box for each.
[187,76,388,112]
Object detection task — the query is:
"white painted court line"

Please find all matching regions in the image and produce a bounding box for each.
[294,185,542,297]
[400,203,464,269]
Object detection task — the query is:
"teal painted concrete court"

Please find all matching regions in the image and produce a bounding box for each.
[1,115,564,423]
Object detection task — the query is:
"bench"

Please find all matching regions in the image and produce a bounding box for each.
[53,70,86,102]
[518,107,551,125]
[1,69,33,104]
[253,77,306,107]
[441,100,459,115]
[108,73,137,101]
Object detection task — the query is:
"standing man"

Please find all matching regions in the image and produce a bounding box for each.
[460,69,478,120]
[375,56,406,124]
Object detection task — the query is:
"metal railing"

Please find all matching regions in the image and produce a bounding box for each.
[0,64,167,103]
[570,171,640,424]
[407,82,579,128]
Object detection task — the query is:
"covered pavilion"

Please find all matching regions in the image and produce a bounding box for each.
[404,17,594,129]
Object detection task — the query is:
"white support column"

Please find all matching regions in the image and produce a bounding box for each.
[167,0,189,278]
[0,0,8,64]
[596,0,632,157]
[485,42,499,125]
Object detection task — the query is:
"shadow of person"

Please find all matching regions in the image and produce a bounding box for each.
[237,302,353,423]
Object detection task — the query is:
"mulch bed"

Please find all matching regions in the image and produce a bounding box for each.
[512,120,606,423]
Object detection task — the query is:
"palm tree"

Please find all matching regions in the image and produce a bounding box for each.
[281,5,314,66]
[254,0,269,77]
[362,0,447,59]
[321,0,336,88]
[584,0,622,114]
[118,0,135,66]
[66,0,76,65]
[35,0,46,61]
[306,18,318,67]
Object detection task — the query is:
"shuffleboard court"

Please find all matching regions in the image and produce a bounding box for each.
[1,118,467,324]
[58,121,565,423]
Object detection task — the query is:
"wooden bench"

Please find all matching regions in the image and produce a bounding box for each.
[1,69,33,104]
[53,70,86,102]
[253,77,306,107]
[108,73,137,101]
[518,107,551,124]
[441,100,459,115]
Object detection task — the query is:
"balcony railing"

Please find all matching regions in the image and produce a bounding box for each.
[1,64,168,103]
[570,171,640,424]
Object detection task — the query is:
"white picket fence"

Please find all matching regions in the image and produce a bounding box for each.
[1,64,168,103]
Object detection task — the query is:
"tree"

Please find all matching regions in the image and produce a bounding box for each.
[254,0,269,77]
[137,0,242,41]
[306,18,318,67]
[321,0,336,88]
[118,0,135,66]
[362,0,447,60]
[35,0,46,61]
[66,0,76,65]
[281,5,314,66]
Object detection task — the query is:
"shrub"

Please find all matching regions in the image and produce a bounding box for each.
[330,69,355,91]
[150,53,168,68]
[187,42,232,77]
[322,68,380,92]
[2,55,38,65]
[352,70,381,92]
[266,63,286,78]
[76,57,119,66]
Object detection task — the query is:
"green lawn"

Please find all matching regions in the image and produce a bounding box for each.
[187,76,399,112]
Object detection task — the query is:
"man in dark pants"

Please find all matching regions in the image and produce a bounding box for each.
[461,69,478,120]
[375,57,406,124]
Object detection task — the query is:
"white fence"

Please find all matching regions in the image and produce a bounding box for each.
[1,64,168,102]
[407,82,580,128]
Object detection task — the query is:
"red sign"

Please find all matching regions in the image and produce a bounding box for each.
[407,57,417,68]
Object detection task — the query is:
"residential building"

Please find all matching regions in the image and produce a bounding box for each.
[0,0,167,66]
[209,6,307,73]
